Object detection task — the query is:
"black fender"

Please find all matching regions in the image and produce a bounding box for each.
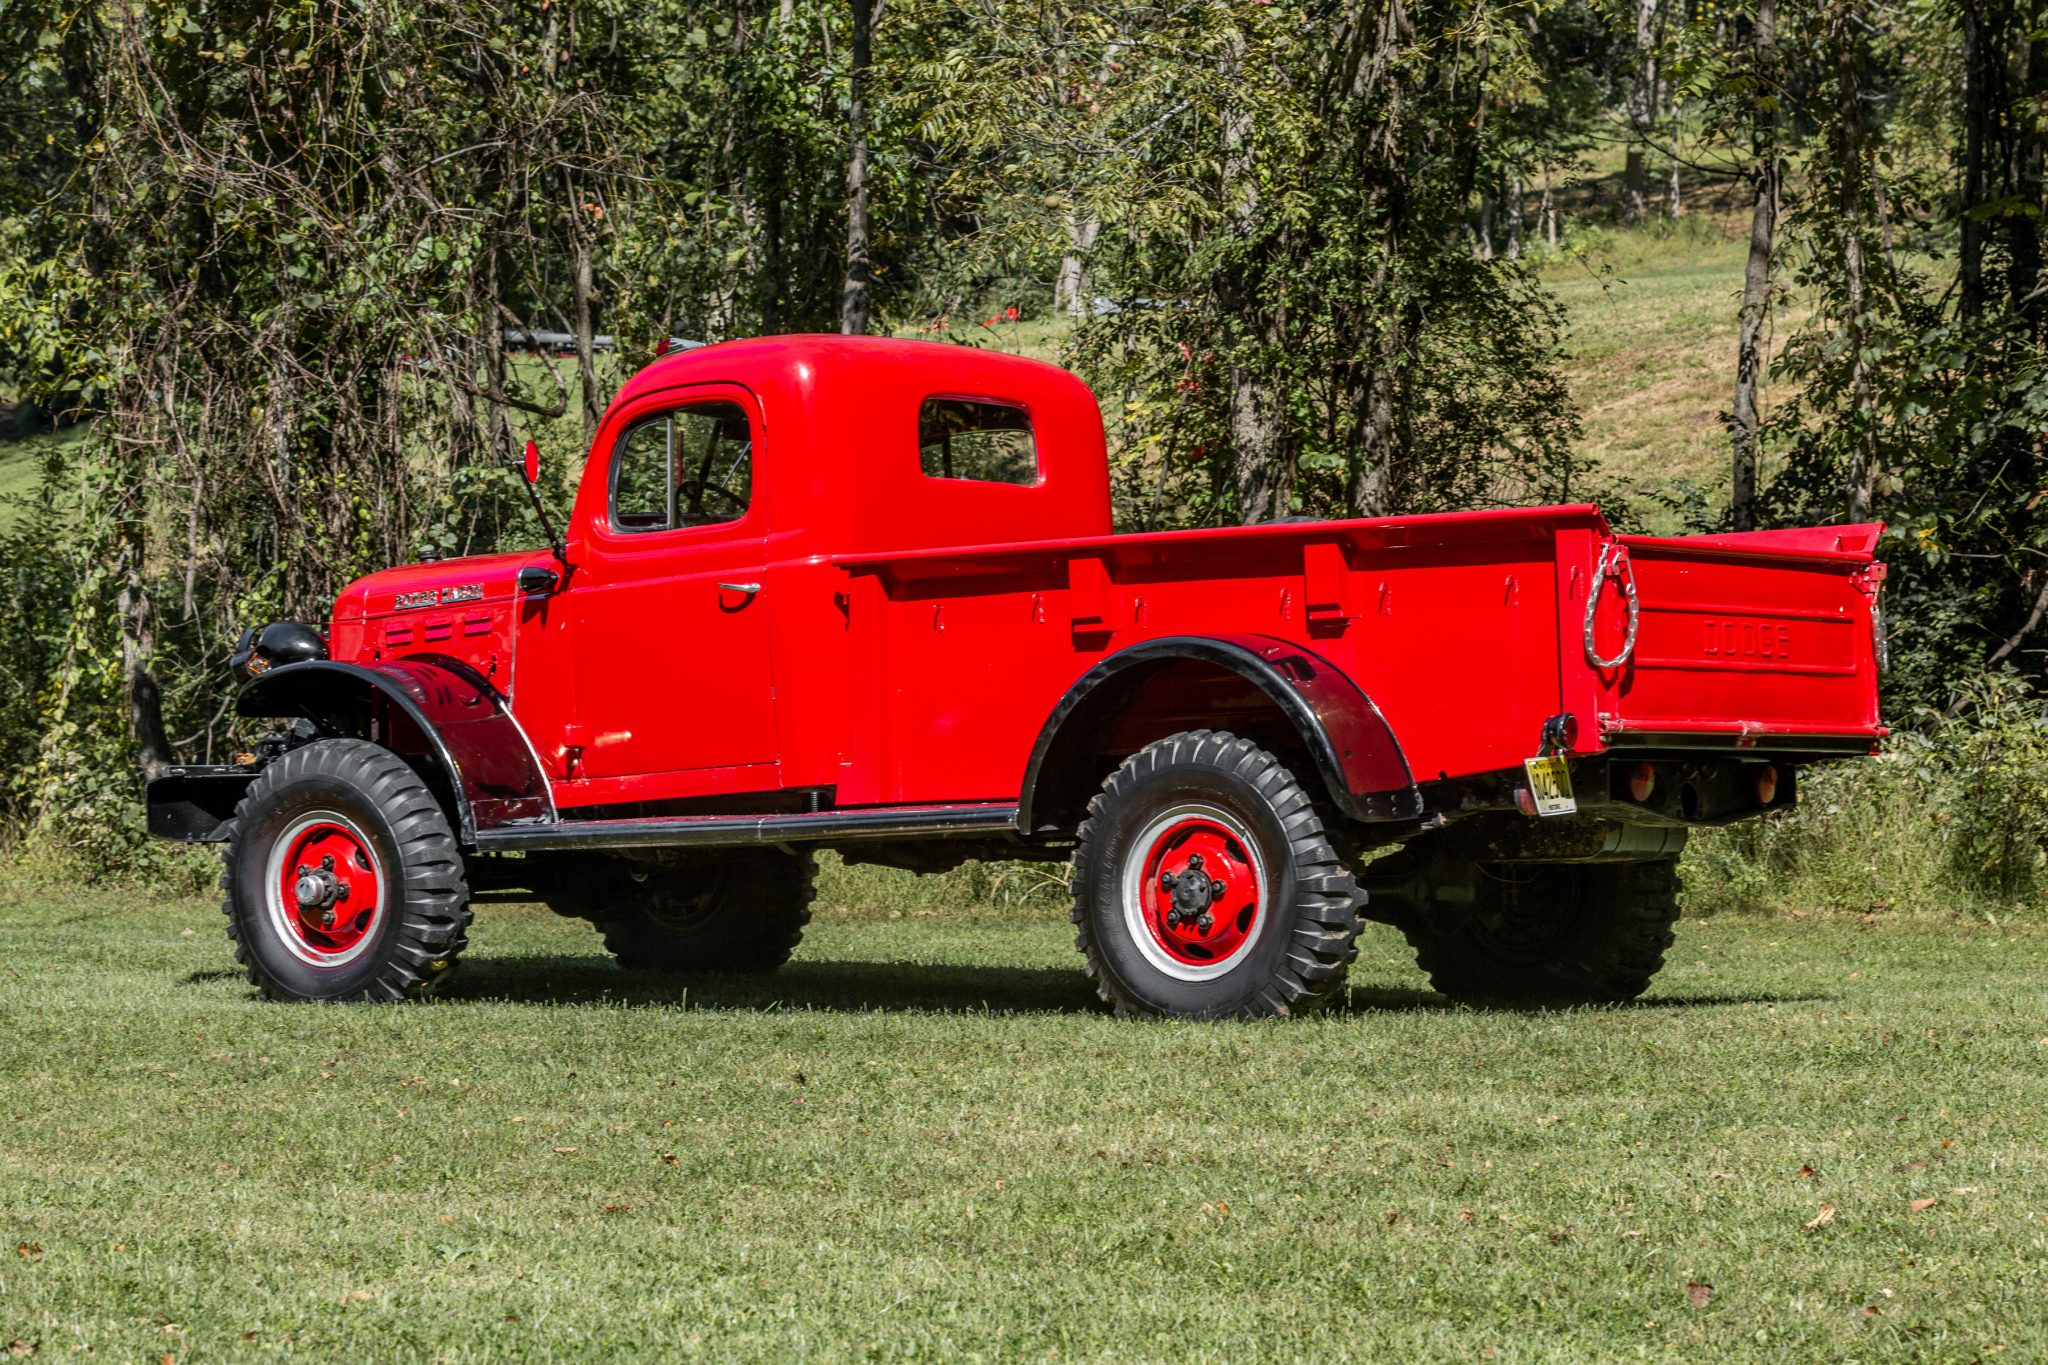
[1017,634,1422,833]
[237,657,555,845]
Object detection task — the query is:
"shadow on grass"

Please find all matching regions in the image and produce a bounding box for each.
[1322,988,1837,1016]
[442,953,1104,1015]
[183,958,1835,1016]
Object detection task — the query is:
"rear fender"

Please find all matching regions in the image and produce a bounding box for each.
[1018,634,1420,834]
[237,658,554,845]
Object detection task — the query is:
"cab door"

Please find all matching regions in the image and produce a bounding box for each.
[566,385,777,784]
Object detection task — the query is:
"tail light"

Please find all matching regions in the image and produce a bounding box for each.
[1628,762,1657,803]
[1754,765,1780,805]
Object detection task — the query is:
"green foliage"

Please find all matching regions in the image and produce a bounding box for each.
[1926,674,2048,900]
[930,1,1587,526]
[1686,675,2048,918]
[2,0,2045,895]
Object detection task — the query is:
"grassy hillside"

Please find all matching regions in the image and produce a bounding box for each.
[1542,225,1761,525]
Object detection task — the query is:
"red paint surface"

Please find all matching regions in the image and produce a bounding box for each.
[1139,815,1262,968]
[324,335,1885,815]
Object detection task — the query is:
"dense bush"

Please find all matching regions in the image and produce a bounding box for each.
[1685,675,2048,920]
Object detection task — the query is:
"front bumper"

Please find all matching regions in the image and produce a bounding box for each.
[146,766,256,842]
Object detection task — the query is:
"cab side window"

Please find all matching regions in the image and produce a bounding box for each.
[609,400,754,533]
[918,398,1037,486]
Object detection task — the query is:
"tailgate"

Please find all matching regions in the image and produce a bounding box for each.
[1578,524,1885,752]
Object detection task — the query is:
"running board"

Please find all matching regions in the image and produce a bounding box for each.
[472,802,1022,853]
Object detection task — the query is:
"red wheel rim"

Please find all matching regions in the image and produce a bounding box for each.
[1121,804,1267,979]
[265,812,385,966]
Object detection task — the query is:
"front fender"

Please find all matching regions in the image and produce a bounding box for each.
[1018,634,1421,833]
[238,657,554,844]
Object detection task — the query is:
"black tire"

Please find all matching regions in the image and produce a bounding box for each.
[1070,729,1364,1019]
[1401,856,1681,1006]
[544,850,815,974]
[220,738,471,1002]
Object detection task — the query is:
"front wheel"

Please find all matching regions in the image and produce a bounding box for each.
[220,738,472,1001]
[1070,730,1364,1019]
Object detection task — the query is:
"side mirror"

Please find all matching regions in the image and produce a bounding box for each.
[523,437,541,485]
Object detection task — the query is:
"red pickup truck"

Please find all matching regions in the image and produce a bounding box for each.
[148,335,1885,1017]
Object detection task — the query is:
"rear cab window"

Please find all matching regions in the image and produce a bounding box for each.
[918,398,1038,486]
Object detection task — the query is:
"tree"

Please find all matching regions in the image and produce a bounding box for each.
[931,0,1582,530]
[841,0,879,335]
[1728,0,1780,531]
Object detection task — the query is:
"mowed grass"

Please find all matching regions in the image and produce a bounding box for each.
[3,881,2045,1361]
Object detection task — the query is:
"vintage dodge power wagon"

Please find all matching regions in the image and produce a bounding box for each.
[147,336,1886,1017]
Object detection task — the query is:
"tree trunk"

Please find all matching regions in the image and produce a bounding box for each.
[68,17,172,779]
[115,494,173,780]
[1347,252,1403,518]
[1668,158,1682,219]
[840,0,877,336]
[1055,213,1101,317]
[1730,0,1778,533]
[1624,149,1647,223]
[1219,26,1289,524]
[1623,0,1658,224]
[569,199,602,440]
[1542,162,1556,247]
[1348,344,1399,517]
[1506,174,1523,260]
[1960,0,1988,319]
[1835,2,1876,523]
[482,248,511,462]
[111,371,173,779]
[1477,193,1495,260]
[2011,33,2046,332]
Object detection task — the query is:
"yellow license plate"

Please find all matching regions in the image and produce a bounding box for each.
[1523,755,1577,818]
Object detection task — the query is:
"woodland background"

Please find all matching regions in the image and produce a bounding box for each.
[2,0,2047,906]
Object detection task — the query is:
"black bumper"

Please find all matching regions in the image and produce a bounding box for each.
[146,766,256,842]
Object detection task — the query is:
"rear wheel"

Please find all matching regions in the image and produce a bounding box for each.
[220,738,471,1002]
[539,850,815,974]
[1401,856,1681,1005]
[1070,730,1363,1019]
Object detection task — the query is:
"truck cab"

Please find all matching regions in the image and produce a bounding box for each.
[325,336,1111,812]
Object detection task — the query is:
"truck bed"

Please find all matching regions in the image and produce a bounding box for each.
[830,505,1885,809]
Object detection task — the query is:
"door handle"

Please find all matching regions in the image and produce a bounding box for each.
[718,582,762,595]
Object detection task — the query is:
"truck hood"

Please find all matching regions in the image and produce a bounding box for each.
[332,550,547,622]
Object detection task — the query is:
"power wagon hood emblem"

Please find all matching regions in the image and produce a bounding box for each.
[394,583,485,611]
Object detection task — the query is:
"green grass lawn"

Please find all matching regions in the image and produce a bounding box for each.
[3,881,2043,1361]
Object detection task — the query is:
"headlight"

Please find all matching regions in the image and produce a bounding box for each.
[229,621,328,683]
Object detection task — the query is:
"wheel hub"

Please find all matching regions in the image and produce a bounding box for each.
[293,856,350,925]
[266,814,384,965]
[1122,806,1267,978]
[1159,853,1227,932]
